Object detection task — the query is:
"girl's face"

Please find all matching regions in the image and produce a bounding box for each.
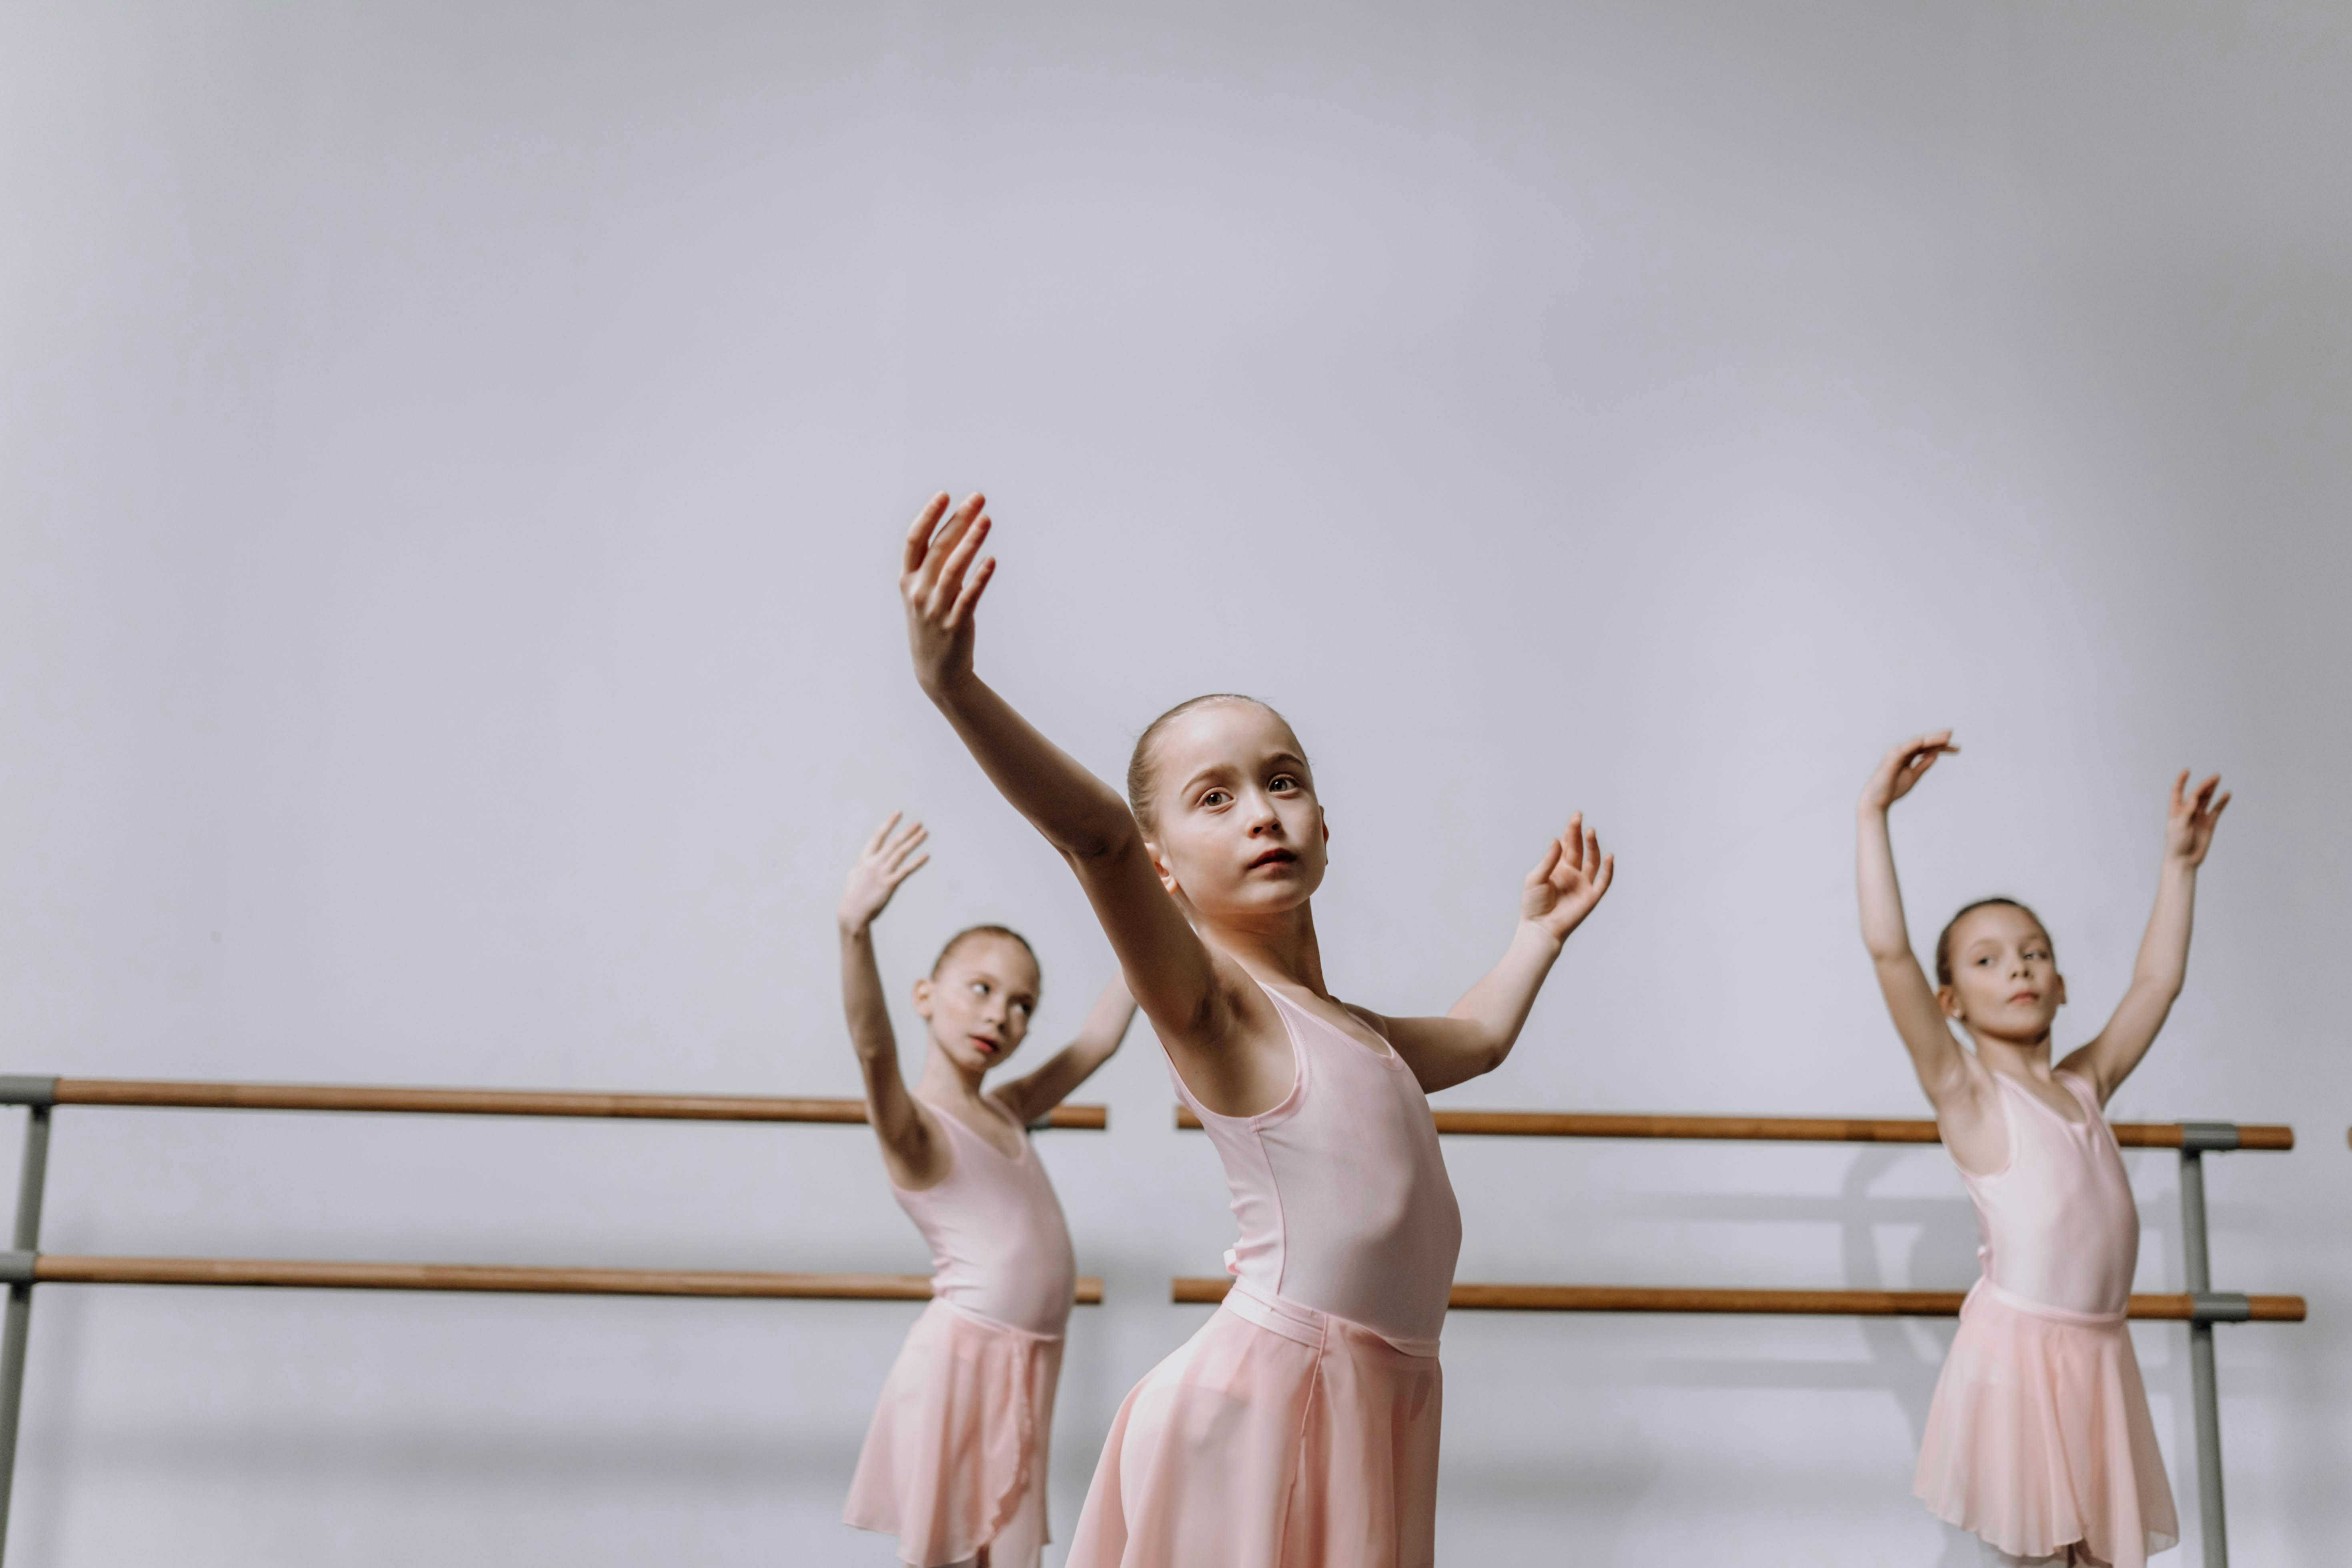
[1938,904,2067,1042]
[1142,701,1328,921]
[913,934,1040,1073]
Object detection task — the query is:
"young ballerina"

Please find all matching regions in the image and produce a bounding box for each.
[1859,732,2228,1567]
[837,810,1139,1568]
[896,491,1614,1567]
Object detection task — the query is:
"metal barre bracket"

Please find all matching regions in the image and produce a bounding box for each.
[0,1253,30,1286]
[2190,1292,2253,1325]
[0,1081,55,1111]
[2179,1122,2242,1152]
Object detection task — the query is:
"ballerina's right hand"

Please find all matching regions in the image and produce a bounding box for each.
[900,492,998,696]
[1860,731,1957,812]
[838,811,930,931]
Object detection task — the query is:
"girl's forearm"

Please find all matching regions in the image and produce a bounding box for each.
[1002,987,1136,1117]
[1856,807,1914,959]
[1447,921,1567,1055]
[1052,992,1138,1081]
[2131,860,2198,992]
[838,925,900,1067]
[1048,1029,1124,1088]
[1081,973,1138,1033]
[927,670,1138,859]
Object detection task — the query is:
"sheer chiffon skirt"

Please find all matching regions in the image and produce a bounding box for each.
[1065,1286,1442,1568]
[845,1299,1062,1568]
[1917,1284,2178,1568]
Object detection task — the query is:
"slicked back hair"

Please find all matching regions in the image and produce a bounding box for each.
[1125,693,1300,833]
[1933,897,2049,988]
[931,924,1041,998]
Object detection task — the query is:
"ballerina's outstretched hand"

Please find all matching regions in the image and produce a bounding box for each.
[2162,769,2230,867]
[1362,813,1618,1094]
[1859,730,1959,813]
[838,811,931,932]
[902,492,997,697]
[1521,812,1615,942]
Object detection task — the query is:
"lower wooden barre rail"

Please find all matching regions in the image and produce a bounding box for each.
[30,1254,1105,1304]
[1174,1106,2293,1149]
[1170,1278,2305,1321]
[41,1077,1108,1130]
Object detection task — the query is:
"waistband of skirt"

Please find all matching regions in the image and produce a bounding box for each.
[931,1296,1068,1346]
[1967,1278,2128,1328]
[1220,1282,1441,1359]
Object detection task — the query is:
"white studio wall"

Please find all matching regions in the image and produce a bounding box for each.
[2,1,2347,1564]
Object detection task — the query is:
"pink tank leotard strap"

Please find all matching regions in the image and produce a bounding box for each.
[888,1097,1078,1338]
[1171,983,1462,1348]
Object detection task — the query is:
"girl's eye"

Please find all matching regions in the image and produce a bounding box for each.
[1200,789,1230,807]
[1269,775,1298,793]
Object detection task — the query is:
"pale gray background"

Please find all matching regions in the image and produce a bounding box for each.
[2,1,2346,1563]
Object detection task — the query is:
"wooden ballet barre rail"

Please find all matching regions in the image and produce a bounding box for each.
[1169,1278,2304,1322]
[0,1076,1106,1130]
[1172,1106,2292,1149]
[6,1253,1105,1304]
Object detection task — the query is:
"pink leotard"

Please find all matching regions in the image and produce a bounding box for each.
[888,1097,1077,1337]
[1960,1069,2139,1319]
[1172,983,1462,1348]
[1913,1065,2176,1564]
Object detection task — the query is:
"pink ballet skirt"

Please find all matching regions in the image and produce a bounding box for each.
[845,1299,1063,1568]
[1064,1285,1442,1568]
[1915,1283,2179,1568]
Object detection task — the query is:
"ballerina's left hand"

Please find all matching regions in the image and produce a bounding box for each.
[1522,812,1615,942]
[2164,771,2230,868]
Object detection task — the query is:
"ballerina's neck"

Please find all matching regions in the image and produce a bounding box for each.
[1203,907,1327,993]
[916,1047,995,1103]
[1970,1032,2056,1075]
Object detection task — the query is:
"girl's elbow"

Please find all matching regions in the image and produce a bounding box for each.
[1064,815,1141,864]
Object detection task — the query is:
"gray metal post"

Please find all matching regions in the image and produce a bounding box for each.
[0,1099,52,1563]
[2178,1141,2226,1566]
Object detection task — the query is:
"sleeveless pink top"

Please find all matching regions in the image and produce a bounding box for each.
[1958,1069,2140,1320]
[1173,984,1463,1349]
[888,1097,1077,1338]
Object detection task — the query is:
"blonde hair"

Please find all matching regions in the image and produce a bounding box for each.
[1124,693,1301,830]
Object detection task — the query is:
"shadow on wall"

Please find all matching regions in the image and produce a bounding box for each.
[43,1420,863,1486]
[1851,1148,1985,1568]
[1586,1149,1985,1564]
[7,1284,875,1565]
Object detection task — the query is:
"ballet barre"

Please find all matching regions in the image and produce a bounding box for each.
[10,1254,1104,1303]
[1174,1104,2292,1147]
[1178,1101,2293,1566]
[0,1073,1109,1564]
[22,1075,1108,1128]
[1170,1277,2306,1321]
